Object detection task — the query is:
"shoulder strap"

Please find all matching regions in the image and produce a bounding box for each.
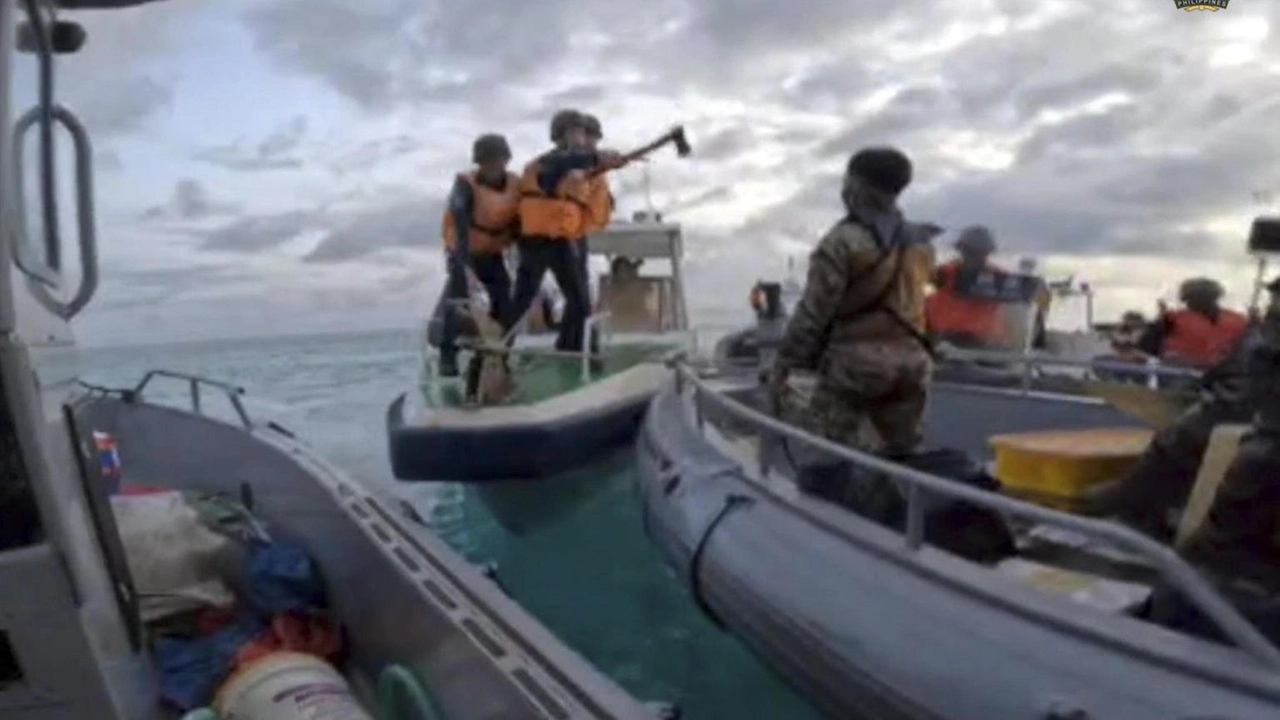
[834,215,937,358]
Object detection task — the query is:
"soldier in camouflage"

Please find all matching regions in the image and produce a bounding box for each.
[768,147,937,459]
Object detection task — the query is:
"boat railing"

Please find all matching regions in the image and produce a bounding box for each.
[665,353,1280,668]
[940,346,1202,391]
[582,311,613,381]
[80,370,253,429]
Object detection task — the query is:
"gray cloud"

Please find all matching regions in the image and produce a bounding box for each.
[74,75,174,137]
[195,115,309,171]
[323,134,423,177]
[200,211,317,253]
[92,263,255,311]
[60,2,217,137]
[66,0,1280,345]
[188,193,443,263]
[241,0,428,112]
[665,185,735,214]
[303,197,443,263]
[142,179,238,221]
[95,148,124,173]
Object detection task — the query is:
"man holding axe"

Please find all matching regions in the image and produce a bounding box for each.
[580,113,613,354]
[504,109,692,353]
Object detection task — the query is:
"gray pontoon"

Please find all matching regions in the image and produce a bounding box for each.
[635,356,1280,720]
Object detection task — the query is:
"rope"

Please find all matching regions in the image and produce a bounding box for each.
[687,494,754,628]
[378,664,448,720]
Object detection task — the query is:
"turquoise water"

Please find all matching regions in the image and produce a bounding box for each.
[77,329,827,720]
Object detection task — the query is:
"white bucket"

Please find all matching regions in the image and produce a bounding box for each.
[214,652,374,720]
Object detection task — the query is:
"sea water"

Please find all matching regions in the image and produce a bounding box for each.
[77,328,827,720]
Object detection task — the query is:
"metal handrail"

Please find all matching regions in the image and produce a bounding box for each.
[940,346,1203,379]
[12,104,100,319]
[666,353,1280,668]
[129,370,252,429]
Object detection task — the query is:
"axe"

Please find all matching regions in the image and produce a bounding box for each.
[589,125,692,177]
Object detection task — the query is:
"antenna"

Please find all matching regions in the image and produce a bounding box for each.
[642,160,656,217]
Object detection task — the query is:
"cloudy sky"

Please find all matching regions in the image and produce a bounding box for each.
[32,0,1280,345]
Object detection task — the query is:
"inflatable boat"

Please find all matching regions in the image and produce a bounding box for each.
[634,356,1280,719]
[0,6,664,717]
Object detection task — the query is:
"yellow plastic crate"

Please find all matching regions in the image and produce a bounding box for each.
[990,427,1154,506]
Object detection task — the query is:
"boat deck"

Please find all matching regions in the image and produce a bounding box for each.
[426,342,676,409]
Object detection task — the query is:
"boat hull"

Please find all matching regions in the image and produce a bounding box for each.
[387,363,667,482]
[71,393,655,720]
[635,376,1280,720]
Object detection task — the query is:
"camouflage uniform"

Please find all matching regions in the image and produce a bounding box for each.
[805,340,931,453]
[774,196,936,456]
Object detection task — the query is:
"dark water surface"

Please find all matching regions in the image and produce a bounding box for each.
[78,329,827,720]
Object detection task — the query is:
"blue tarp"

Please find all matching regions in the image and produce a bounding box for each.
[156,615,266,710]
[155,539,327,710]
[244,540,327,615]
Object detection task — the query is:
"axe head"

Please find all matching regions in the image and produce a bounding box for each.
[669,125,692,157]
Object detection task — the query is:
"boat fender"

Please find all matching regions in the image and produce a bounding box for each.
[687,493,754,629]
[377,664,448,720]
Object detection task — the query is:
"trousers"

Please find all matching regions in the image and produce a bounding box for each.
[504,237,590,352]
[439,253,511,362]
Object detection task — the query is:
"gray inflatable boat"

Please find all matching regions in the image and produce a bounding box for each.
[635,357,1280,720]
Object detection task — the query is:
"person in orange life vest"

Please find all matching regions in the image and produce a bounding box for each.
[580,113,616,353]
[503,109,625,353]
[438,133,519,377]
[1138,277,1249,370]
[581,114,616,236]
[924,225,1007,348]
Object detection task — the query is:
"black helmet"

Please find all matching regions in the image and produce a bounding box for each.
[472,133,511,164]
[846,146,913,196]
[1179,277,1224,303]
[549,109,586,143]
[954,225,996,254]
[583,113,602,140]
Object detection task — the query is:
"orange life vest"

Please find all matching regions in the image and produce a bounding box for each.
[516,159,591,240]
[441,171,520,256]
[1161,308,1248,369]
[924,260,1006,341]
[583,176,615,234]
